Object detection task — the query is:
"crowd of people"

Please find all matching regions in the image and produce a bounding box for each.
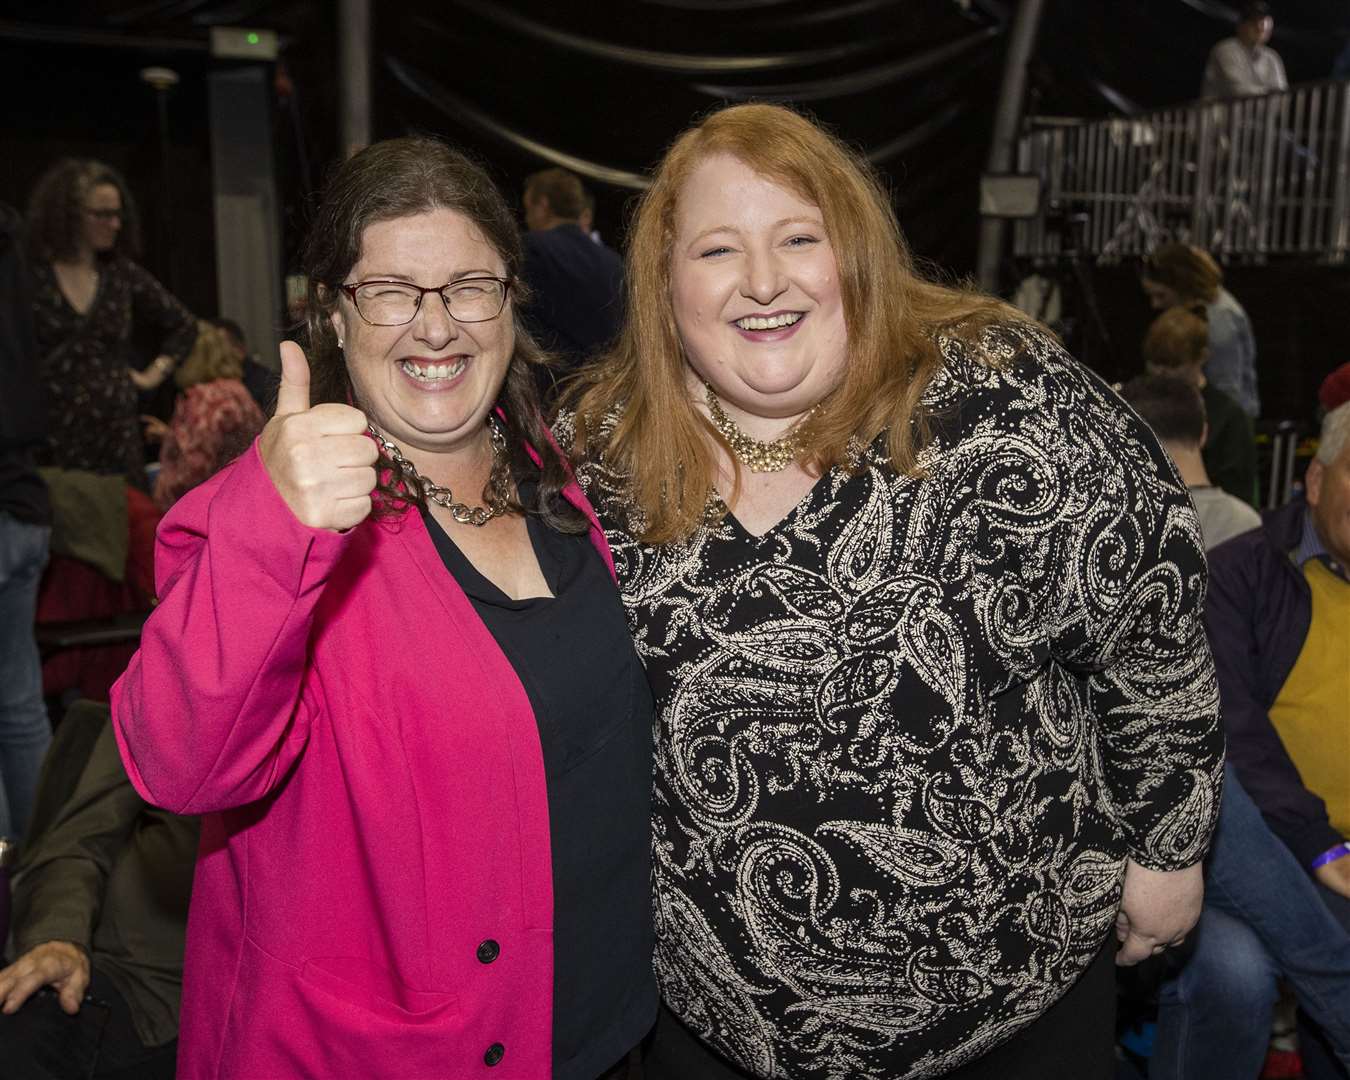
[0,13,1347,1078]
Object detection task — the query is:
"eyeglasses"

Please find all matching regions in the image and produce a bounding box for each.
[338,276,513,327]
[84,208,122,221]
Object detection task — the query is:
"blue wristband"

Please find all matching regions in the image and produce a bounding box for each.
[1311,843,1350,871]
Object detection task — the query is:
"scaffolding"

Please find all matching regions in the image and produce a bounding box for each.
[1013,81,1350,264]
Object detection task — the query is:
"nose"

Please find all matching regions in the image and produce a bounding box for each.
[740,247,787,306]
[412,290,461,348]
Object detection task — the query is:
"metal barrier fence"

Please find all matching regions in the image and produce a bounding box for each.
[1013,81,1350,264]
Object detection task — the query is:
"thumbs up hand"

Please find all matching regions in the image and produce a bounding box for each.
[259,341,379,531]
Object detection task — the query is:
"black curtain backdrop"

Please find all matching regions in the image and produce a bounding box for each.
[2,0,1348,418]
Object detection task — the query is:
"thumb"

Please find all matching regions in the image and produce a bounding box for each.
[276,341,312,416]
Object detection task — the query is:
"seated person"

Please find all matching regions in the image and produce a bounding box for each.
[144,320,266,511]
[1142,303,1257,505]
[1203,400,1350,1077]
[1119,379,1350,1076]
[1120,373,1260,548]
[0,703,197,1080]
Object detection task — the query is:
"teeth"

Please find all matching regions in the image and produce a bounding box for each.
[736,312,803,331]
[401,359,467,381]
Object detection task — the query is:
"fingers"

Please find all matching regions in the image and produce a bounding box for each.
[56,968,90,1015]
[332,495,374,532]
[305,403,372,438]
[1115,928,1158,967]
[0,944,85,1014]
[276,341,312,416]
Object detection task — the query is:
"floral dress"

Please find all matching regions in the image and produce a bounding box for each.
[31,255,195,483]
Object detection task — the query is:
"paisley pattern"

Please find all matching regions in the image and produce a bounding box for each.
[559,324,1223,1078]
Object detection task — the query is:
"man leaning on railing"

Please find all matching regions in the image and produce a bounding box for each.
[1202,1,1288,100]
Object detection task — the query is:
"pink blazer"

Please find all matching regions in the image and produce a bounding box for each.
[111,439,615,1080]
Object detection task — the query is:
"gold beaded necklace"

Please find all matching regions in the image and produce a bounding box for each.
[703,383,818,473]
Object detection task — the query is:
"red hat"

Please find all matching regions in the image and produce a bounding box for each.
[1320,363,1350,414]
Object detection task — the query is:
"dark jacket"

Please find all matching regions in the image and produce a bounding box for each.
[0,202,49,524]
[1206,495,1341,866]
[16,703,198,1048]
[520,223,623,382]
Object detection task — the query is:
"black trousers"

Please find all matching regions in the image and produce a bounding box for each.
[0,965,178,1080]
[644,938,1117,1080]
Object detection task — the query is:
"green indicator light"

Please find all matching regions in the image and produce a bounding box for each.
[247,32,260,44]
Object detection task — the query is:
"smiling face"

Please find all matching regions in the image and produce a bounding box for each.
[82,183,123,253]
[331,207,513,458]
[670,154,848,427]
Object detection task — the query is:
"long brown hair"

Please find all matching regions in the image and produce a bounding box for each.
[26,158,142,262]
[300,136,586,533]
[568,102,1016,543]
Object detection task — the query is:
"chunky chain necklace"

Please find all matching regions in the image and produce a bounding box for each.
[367,418,512,526]
[704,383,818,473]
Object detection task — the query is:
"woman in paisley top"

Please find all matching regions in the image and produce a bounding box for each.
[561,104,1224,1079]
[27,159,196,484]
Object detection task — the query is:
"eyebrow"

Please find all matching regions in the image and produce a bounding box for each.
[356,268,500,283]
[687,216,824,246]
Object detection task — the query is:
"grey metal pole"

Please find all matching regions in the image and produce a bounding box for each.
[339,0,372,158]
[976,0,1047,293]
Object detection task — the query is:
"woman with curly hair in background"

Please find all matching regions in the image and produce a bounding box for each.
[26,158,195,486]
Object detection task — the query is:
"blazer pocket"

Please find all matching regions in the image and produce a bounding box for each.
[300,955,459,1022]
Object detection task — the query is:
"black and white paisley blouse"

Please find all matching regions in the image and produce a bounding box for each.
[558,323,1223,1079]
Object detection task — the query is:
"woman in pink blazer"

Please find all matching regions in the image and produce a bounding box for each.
[111,138,657,1080]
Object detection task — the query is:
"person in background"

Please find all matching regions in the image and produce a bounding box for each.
[1141,243,1260,418]
[1141,304,1258,505]
[1201,1,1287,100]
[1119,373,1259,547]
[25,159,195,487]
[0,202,51,847]
[0,705,197,1080]
[144,321,266,512]
[521,167,625,395]
[211,316,280,413]
[564,102,1223,1080]
[112,137,655,1080]
[1118,373,1350,1077]
[1208,400,1350,1077]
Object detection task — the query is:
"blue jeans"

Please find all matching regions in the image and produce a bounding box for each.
[1152,766,1350,1078]
[0,512,52,842]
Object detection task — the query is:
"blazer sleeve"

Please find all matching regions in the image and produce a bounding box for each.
[1046,353,1225,872]
[1206,539,1343,867]
[111,440,353,815]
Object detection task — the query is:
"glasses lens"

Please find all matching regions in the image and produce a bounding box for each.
[444,279,506,322]
[354,283,421,325]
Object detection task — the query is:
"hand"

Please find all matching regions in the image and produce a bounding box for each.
[1114,858,1203,966]
[128,355,174,392]
[128,365,162,391]
[258,341,377,531]
[0,941,91,1015]
[141,414,170,442]
[1315,854,1350,900]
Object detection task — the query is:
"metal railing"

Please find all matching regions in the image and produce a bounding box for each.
[1013,81,1350,264]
